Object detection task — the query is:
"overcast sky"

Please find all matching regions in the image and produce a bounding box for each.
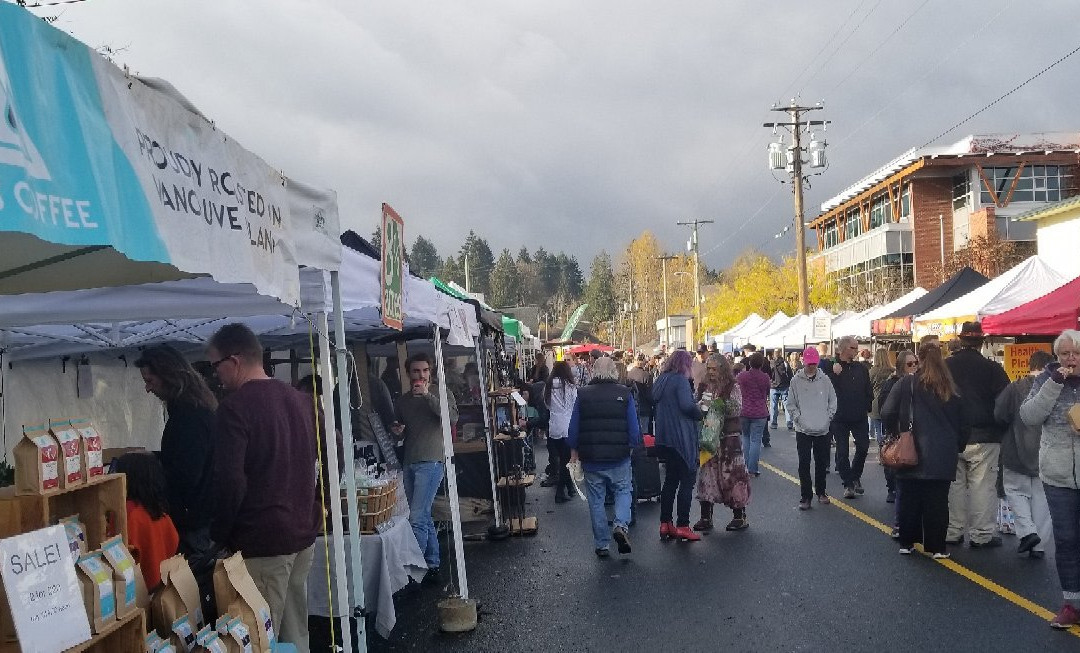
[40,0,1080,271]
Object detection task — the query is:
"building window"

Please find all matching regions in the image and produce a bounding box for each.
[899,184,911,221]
[952,173,971,210]
[844,208,862,240]
[824,221,838,248]
[870,193,889,229]
[980,165,1070,205]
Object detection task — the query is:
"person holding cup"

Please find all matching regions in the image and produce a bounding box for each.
[392,353,458,579]
[693,355,751,532]
[1020,330,1080,629]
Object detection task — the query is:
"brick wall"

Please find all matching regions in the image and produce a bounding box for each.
[911,175,953,286]
[967,206,996,240]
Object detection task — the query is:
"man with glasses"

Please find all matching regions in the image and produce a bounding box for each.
[390,353,458,578]
[823,335,874,499]
[208,323,320,652]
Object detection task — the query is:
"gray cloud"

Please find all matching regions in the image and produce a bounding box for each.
[51,0,1080,270]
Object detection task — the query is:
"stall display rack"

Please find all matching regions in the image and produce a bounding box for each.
[488,392,537,536]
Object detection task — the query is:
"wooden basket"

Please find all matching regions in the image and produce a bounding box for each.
[357,482,396,534]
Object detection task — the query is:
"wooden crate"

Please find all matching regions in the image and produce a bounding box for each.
[0,610,144,653]
[0,474,127,550]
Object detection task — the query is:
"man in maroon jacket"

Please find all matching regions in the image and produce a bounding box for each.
[208,323,320,652]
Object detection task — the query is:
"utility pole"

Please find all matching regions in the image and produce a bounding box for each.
[628,259,636,352]
[677,220,713,341]
[464,253,471,294]
[765,100,829,315]
[658,255,678,348]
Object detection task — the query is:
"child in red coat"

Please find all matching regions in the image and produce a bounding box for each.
[115,453,179,589]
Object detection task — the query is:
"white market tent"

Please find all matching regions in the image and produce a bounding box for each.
[758,309,834,350]
[913,256,1067,340]
[715,313,764,348]
[831,287,929,339]
[737,311,792,347]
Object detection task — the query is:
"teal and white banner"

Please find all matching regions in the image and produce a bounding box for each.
[0,5,338,306]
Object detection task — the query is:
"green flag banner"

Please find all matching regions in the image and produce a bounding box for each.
[560,304,589,341]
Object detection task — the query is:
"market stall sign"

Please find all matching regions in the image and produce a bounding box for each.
[912,314,976,342]
[0,525,91,652]
[811,315,831,341]
[1003,343,1053,382]
[381,203,404,330]
[871,317,913,336]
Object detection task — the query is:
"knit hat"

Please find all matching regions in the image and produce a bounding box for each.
[802,346,820,365]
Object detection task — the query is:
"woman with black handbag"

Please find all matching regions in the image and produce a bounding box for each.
[880,343,966,559]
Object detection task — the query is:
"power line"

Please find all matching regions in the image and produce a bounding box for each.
[783,0,869,98]
[919,41,1080,148]
[795,0,885,98]
[699,185,783,261]
[826,0,933,96]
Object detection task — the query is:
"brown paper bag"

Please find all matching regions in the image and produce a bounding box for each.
[215,615,254,653]
[59,515,87,562]
[49,418,85,489]
[101,535,139,618]
[70,417,106,479]
[213,553,275,653]
[13,425,60,495]
[170,614,197,652]
[1068,403,1080,433]
[152,555,205,637]
[76,551,117,634]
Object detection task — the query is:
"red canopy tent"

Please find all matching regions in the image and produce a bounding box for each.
[982,275,1080,336]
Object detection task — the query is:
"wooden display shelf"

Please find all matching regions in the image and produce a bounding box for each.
[0,474,127,550]
[496,474,535,488]
[0,608,144,653]
[508,516,538,536]
[453,440,488,454]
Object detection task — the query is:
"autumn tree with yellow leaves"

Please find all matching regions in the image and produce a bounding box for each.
[610,232,699,348]
[701,251,837,334]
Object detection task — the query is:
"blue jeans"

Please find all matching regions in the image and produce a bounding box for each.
[869,417,884,445]
[1044,484,1080,593]
[741,417,767,475]
[404,461,444,568]
[583,459,633,550]
[769,389,792,428]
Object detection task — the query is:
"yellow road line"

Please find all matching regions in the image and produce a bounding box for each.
[761,461,1080,637]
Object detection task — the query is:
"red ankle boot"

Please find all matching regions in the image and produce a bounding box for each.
[660,521,675,539]
[674,526,702,542]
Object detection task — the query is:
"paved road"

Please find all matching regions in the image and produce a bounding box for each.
[367,428,1079,652]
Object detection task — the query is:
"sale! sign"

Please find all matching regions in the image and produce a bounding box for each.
[0,525,91,652]
[1003,343,1053,382]
[381,203,405,330]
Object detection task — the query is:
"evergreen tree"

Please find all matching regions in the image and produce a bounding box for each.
[371,224,382,248]
[583,252,616,323]
[440,256,465,287]
[558,253,584,300]
[515,247,540,305]
[489,249,518,308]
[535,247,560,299]
[457,230,495,296]
[409,235,440,279]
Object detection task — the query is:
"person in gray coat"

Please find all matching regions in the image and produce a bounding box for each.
[1019,329,1080,629]
[786,346,837,509]
[880,342,966,559]
[996,349,1054,558]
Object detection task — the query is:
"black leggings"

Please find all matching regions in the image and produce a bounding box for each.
[660,448,696,527]
[546,437,573,494]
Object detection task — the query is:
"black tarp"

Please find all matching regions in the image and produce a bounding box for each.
[883,267,990,319]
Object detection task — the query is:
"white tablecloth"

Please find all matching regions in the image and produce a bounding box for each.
[308,518,427,637]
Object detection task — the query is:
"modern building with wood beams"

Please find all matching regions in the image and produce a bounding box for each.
[809,133,1080,299]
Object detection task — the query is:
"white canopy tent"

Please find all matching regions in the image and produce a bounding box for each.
[715,313,764,349]
[736,311,792,347]
[913,256,1067,340]
[757,309,834,350]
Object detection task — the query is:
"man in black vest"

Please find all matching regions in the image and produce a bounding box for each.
[568,356,642,558]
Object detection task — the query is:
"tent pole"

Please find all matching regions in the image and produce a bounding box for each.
[474,336,503,527]
[331,271,367,650]
[317,311,354,653]
[434,326,469,599]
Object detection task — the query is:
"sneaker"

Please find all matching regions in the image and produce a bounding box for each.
[594,547,610,559]
[932,552,951,560]
[613,526,632,554]
[899,547,913,555]
[853,480,864,495]
[770,423,778,430]
[970,536,1003,549]
[843,487,856,499]
[817,495,831,505]
[945,535,964,545]
[798,499,812,511]
[886,490,896,504]
[763,442,772,448]
[786,423,794,430]
[1051,604,1080,629]
[726,517,749,531]
[1018,533,1042,554]
[890,527,900,539]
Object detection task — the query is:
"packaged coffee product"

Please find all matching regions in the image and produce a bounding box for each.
[213,553,275,653]
[146,632,167,652]
[152,556,205,638]
[76,551,116,634]
[216,615,254,653]
[49,418,85,489]
[59,515,87,562]
[101,535,138,618]
[195,624,228,653]
[171,614,197,653]
[70,417,105,479]
[14,424,60,494]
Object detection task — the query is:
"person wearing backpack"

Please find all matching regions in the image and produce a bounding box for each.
[769,348,794,432]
